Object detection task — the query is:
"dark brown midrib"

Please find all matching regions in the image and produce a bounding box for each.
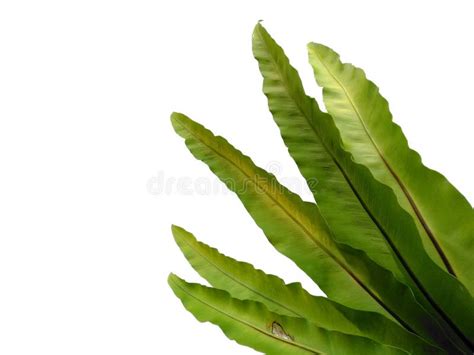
[310,54,472,350]
[339,167,473,351]
[258,38,470,350]
[384,160,455,275]
[313,50,456,276]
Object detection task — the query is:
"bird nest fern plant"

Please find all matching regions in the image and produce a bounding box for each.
[167,23,474,354]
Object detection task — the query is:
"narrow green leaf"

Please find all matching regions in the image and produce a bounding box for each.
[171,225,445,354]
[170,111,379,315]
[308,43,474,348]
[252,21,405,283]
[307,43,474,292]
[168,274,409,355]
[170,112,463,352]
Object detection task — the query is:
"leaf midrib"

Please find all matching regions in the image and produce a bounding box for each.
[255,29,461,339]
[169,277,321,354]
[312,48,454,276]
[174,116,410,331]
[179,235,302,318]
[255,34,468,349]
[310,51,474,350]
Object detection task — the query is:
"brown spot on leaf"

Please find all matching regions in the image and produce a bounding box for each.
[271,321,294,341]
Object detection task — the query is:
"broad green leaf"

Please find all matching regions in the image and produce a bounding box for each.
[307,43,474,294]
[251,22,471,350]
[168,274,409,355]
[171,225,445,354]
[308,43,474,348]
[170,112,463,353]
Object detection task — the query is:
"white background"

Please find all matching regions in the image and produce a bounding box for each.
[1,1,473,354]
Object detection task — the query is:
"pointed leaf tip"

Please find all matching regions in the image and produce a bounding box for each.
[171,224,193,244]
[252,21,268,39]
[168,273,189,293]
[167,272,179,287]
[170,224,183,234]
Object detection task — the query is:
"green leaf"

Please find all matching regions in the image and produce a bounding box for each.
[171,225,445,354]
[307,42,474,293]
[170,111,379,315]
[252,21,405,283]
[308,43,474,348]
[168,274,409,355]
[170,112,463,352]
[251,22,471,350]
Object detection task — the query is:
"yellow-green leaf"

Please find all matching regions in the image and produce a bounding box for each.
[168,274,409,355]
[170,112,462,352]
[308,42,474,291]
[172,225,445,354]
